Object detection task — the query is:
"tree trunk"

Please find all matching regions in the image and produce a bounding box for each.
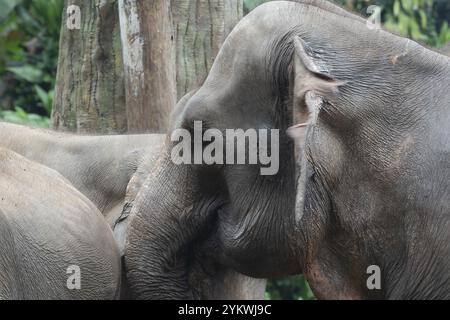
[172,0,244,99]
[52,0,127,134]
[53,0,243,134]
[120,0,244,132]
[118,0,177,133]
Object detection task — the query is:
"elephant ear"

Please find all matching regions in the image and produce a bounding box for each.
[288,36,345,143]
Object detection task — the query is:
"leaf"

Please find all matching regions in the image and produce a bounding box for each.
[437,22,450,46]
[7,65,43,82]
[0,107,50,127]
[393,0,401,18]
[419,10,427,30]
[34,85,53,114]
[14,106,27,118]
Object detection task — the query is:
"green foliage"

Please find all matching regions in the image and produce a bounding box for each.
[0,106,49,127]
[382,0,450,46]
[0,0,63,125]
[333,0,450,47]
[266,275,315,300]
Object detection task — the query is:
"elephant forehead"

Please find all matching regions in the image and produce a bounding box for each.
[205,3,284,86]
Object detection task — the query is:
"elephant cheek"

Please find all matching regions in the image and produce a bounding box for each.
[216,205,300,278]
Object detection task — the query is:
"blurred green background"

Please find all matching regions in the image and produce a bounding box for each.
[0,0,62,127]
[0,0,448,299]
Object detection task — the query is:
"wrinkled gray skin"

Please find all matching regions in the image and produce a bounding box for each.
[116,92,267,300]
[0,122,164,226]
[0,120,265,300]
[113,92,199,252]
[0,148,120,299]
[125,0,450,300]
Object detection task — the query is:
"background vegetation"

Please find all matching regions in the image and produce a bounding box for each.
[0,0,448,299]
[0,0,62,127]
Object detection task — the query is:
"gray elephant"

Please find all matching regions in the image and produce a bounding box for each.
[124,0,450,299]
[115,94,267,300]
[0,122,164,226]
[0,148,120,299]
[0,122,265,300]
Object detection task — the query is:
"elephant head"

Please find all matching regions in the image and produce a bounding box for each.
[120,89,269,299]
[124,0,450,299]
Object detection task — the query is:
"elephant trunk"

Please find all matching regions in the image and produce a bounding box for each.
[124,142,217,299]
